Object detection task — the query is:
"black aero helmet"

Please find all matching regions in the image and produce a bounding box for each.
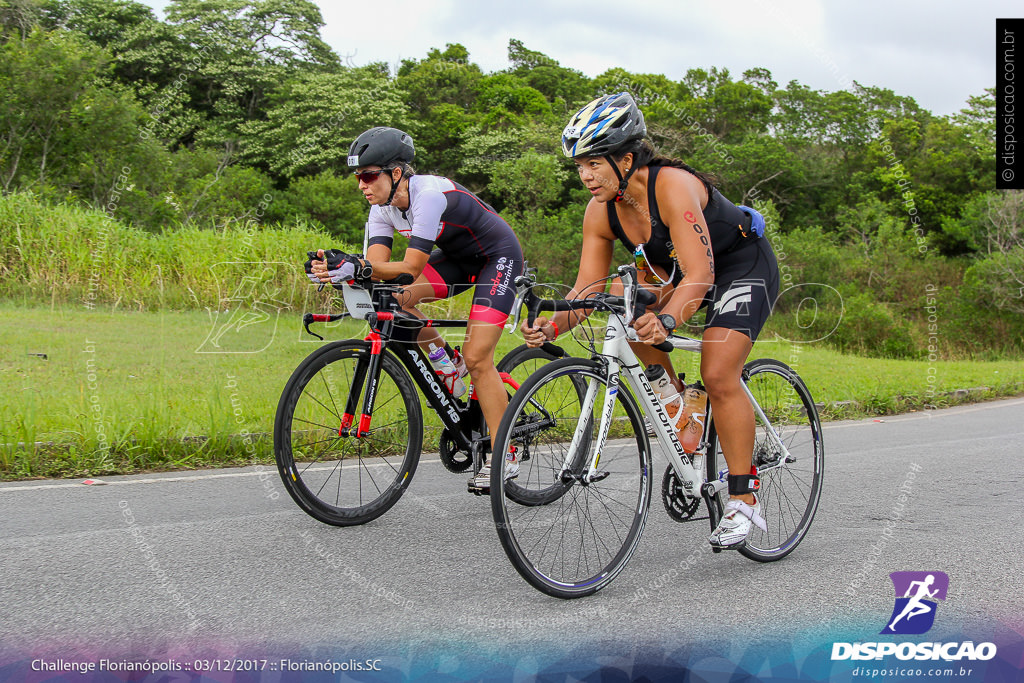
[347,127,415,168]
[561,92,646,158]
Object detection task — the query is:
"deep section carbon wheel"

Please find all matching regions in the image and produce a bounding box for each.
[274,341,422,526]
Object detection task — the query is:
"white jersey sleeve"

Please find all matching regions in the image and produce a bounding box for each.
[361,175,455,254]
[405,175,451,253]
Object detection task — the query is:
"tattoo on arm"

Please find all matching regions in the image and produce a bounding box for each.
[685,212,715,276]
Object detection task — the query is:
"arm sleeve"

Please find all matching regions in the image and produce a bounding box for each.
[407,188,447,254]
[365,206,394,250]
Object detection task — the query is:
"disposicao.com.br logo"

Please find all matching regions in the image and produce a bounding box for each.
[832,571,997,663]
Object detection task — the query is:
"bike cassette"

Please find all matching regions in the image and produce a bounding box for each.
[662,465,701,522]
[438,429,472,473]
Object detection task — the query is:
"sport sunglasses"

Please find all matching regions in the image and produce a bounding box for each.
[353,168,389,184]
[633,243,676,285]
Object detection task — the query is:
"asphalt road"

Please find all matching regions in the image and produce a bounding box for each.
[2,397,1022,680]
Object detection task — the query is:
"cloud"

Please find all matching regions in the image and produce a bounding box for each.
[139,0,1006,116]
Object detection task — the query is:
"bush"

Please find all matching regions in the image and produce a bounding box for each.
[964,248,1024,315]
[508,204,585,283]
[831,293,918,358]
[265,171,369,242]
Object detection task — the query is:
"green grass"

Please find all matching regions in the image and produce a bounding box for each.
[0,192,355,310]
[2,304,1023,480]
[0,301,514,479]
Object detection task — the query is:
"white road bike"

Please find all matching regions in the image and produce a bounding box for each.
[490,264,824,598]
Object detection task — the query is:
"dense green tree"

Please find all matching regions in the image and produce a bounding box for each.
[506,39,590,106]
[0,0,47,40]
[130,0,339,149]
[0,28,105,192]
[472,73,552,129]
[397,43,482,114]
[41,0,155,48]
[241,67,410,179]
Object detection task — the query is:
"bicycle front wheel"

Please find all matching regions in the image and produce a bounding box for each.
[705,358,824,561]
[274,340,423,526]
[497,343,584,506]
[491,358,652,598]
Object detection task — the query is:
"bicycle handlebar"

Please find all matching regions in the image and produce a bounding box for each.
[517,267,674,353]
[303,312,346,340]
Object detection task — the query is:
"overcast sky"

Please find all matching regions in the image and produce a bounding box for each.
[140,0,1013,117]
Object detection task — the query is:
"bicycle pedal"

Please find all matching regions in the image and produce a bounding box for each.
[709,540,746,552]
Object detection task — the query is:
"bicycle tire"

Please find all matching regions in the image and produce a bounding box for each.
[705,357,824,561]
[496,343,565,386]
[274,340,423,526]
[491,358,652,598]
[495,344,588,506]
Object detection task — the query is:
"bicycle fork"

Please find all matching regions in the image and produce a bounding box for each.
[339,328,391,439]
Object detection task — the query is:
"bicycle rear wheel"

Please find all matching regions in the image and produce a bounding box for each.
[274,340,422,526]
[491,358,652,598]
[705,358,824,561]
[438,343,569,475]
[496,343,568,388]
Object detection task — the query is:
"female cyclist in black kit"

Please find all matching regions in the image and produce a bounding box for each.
[522,93,780,548]
[309,127,524,494]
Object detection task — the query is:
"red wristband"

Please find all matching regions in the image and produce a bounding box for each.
[549,321,560,340]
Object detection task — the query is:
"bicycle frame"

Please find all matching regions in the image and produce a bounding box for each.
[327,281,521,466]
[564,268,793,513]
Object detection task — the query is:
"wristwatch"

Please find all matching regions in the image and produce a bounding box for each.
[345,254,373,280]
[657,313,677,334]
[355,259,373,280]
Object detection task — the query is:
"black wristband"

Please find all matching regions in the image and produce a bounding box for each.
[343,254,372,280]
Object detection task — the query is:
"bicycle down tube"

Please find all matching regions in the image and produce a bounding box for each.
[581,311,710,499]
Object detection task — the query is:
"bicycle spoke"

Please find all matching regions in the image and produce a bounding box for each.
[275,342,422,526]
[711,360,823,561]
[494,360,651,596]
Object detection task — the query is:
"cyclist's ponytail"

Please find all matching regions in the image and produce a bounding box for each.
[612,139,718,195]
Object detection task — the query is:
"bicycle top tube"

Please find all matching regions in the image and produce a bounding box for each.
[517,264,703,354]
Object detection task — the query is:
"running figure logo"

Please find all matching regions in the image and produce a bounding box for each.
[881,571,949,635]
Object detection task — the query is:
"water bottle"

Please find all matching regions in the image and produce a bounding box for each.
[452,347,471,396]
[644,364,684,428]
[680,382,708,453]
[428,343,466,398]
[452,347,469,382]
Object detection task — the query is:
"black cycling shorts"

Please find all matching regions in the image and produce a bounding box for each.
[420,244,525,326]
[699,237,779,342]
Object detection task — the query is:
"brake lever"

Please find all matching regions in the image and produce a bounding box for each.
[302,313,324,341]
[508,274,536,333]
[509,291,527,333]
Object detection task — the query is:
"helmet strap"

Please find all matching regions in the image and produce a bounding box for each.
[605,154,636,202]
[384,166,404,206]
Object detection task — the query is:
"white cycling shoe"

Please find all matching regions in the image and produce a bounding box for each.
[709,496,767,548]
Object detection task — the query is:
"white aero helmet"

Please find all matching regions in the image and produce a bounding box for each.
[562,92,647,158]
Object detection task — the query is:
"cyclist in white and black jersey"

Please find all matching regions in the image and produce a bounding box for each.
[309,127,524,493]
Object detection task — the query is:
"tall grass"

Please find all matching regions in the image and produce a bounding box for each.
[0,192,355,310]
